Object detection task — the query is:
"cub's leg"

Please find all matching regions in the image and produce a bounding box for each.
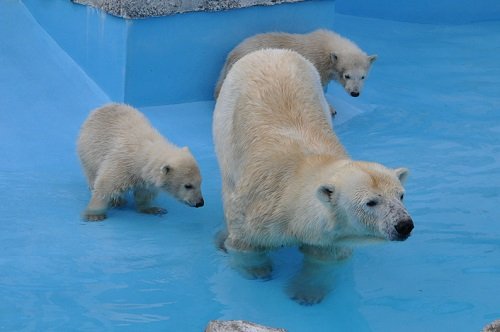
[328,103,337,117]
[133,187,166,215]
[286,245,352,305]
[84,192,109,221]
[83,164,123,221]
[110,194,127,208]
[224,235,272,280]
[323,85,337,117]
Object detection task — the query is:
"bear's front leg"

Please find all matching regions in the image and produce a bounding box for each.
[286,245,352,305]
[134,187,166,215]
[225,237,272,280]
[83,162,128,221]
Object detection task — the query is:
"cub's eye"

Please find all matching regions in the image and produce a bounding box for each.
[344,74,351,79]
[366,200,378,207]
[361,76,365,80]
[184,184,193,190]
[400,193,404,201]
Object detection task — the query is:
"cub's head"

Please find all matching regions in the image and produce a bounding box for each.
[317,161,413,244]
[330,53,377,97]
[155,147,204,208]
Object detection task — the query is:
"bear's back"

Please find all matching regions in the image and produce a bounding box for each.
[223,49,343,162]
[77,103,160,175]
[214,49,347,225]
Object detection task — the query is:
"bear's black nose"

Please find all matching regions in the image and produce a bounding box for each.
[350,92,360,97]
[195,198,204,208]
[395,218,414,236]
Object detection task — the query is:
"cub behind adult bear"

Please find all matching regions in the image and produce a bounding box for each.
[214,29,377,105]
[77,103,204,221]
[213,49,413,305]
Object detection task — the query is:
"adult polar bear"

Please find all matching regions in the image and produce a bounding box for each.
[213,49,414,305]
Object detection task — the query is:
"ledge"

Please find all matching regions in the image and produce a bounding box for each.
[72,0,306,19]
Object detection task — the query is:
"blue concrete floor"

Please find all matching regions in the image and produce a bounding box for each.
[1,1,499,331]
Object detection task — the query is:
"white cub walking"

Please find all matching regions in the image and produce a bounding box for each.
[77,103,204,221]
[214,29,377,115]
[213,49,413,305]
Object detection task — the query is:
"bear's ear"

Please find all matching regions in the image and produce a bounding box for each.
[181,146,190,152]
[368,54,377,64]
[161,165,171,175]
[330,53,338,63]
[394,167,409,184]
[317,184,336,203]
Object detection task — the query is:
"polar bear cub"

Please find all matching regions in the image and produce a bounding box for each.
[213,49,413,305]
[77,103,204,221]
[214,29,377,105]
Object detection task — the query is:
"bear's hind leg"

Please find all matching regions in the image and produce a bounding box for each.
[134,187,166,216]
[83,164,128,221]
[225,237,272,280]
[110,194,127,208]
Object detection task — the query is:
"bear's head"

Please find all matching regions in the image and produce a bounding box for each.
[155,147,204,208]
[317,161,413,244]
[330,53,377,97]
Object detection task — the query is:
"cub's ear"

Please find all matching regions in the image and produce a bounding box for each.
[394,167,409,184]
[330,53,338,63]
[368,54,377,64]
[317,184,336,203]
[161,165,171,174]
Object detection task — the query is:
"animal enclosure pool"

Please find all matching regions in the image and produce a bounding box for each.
[1,0,499,331]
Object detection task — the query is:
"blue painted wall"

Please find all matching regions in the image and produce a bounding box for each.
[124,0,336,106]
[335,0,500,24]
[22,0,335,106]
[22,0,128,101]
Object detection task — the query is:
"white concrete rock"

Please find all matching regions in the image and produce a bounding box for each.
[205,320,287,332]
[72,0,306,18]
[483,320,500,332]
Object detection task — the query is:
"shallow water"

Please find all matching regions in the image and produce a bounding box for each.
[1,2,499,331]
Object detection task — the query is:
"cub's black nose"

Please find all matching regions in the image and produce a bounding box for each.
[395,218,414,236]
[195,198,204,208]
[350,92,360,97]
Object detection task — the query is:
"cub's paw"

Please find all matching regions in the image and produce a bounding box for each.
[139,207,167,215]
[329,103,337,117]
[84,213,106,222]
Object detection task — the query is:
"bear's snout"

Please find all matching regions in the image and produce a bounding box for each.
[350,91,360,97]
[394,218,414,239]
[195,198,205,208]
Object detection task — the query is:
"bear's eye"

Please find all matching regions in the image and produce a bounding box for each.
[400,193,404,201]
[344,74,351,79]
[361,76,365,80]
[366,200,378,207]
[184,184,193,190]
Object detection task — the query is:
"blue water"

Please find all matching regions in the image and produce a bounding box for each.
[1,1,499,331]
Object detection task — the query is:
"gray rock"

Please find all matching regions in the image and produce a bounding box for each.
[205,320,287,332]
[483,320,500,332]
[72,0,307,19]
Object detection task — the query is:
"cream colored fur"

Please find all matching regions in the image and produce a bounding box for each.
[214,29,377,101]
[77,103,204,221]
[213,49,412,305]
